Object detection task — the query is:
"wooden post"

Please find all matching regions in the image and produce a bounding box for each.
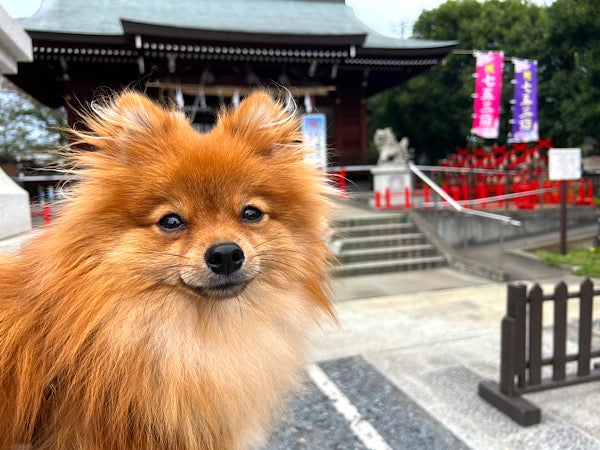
[553,282,568,381]
[528,284,543,386]
[500,316,517,396]
[578,278,593,377]
[507,284,528,389]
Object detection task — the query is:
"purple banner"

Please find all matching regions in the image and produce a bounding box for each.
[511,59,538,143]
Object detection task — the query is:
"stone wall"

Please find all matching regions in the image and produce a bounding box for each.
[0,168,31,239]
[415,207,598,247]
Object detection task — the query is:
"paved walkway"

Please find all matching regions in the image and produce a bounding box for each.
[292,201,600,449]
[304,268,599,449]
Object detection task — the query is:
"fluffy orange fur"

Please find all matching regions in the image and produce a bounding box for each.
[0,91,333,449]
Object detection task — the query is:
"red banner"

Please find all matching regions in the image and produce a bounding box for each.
[471,52,504,139]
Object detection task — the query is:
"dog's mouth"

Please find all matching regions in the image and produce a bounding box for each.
[180,278,251,300]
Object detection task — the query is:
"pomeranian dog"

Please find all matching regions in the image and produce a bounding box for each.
[0,91,333,449]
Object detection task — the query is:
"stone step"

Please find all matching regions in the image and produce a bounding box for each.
[332,255,447,277]
[330,207,447,277]
[335,222,415,238]
[334,212,409,228]
[337,243,436,264]
[339,232,426,250]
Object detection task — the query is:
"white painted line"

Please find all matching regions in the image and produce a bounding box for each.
[307,364,393,450]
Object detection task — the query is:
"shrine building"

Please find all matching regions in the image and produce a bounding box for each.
[9,0,457,166]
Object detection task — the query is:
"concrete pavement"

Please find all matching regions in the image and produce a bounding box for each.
[307,268,599,449]
[295,200,600,449]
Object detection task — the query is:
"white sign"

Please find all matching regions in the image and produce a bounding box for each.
[302,114,327,169]
[548,148,582,181]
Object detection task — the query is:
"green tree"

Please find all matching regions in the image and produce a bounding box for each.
[0,79,66,163]
[368,0,548,163]
[539,0,600,148]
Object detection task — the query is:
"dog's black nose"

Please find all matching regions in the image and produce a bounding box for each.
[205,243,245,275]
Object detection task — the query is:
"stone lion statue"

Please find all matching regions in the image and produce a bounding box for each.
[374,128,409,165]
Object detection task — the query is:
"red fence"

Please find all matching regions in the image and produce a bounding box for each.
[328,141,596,210]
[441,178,594,209]
[372,178,594,210]
[441,138,553,173]
[429,138,594,209]
[30,203,53,225]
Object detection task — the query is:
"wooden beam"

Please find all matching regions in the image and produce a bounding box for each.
[144,81,335,97]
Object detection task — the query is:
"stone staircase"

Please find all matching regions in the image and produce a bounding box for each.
[332,211,446,277]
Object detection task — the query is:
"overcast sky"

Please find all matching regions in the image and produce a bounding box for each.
[346,0,452,38]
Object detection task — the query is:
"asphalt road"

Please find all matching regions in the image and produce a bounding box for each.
[265,356,467,450]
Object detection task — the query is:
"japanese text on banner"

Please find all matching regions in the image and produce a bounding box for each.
[510,59,539,143]
[471,52,503,139]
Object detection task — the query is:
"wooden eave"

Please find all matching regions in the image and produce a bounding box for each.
[25,23,456,71]
[121,20,366,48]
[27,30,127,46]
[357,44,457,58]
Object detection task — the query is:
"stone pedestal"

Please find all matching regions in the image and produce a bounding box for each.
[0,168,31,239]
[371,164,413,207]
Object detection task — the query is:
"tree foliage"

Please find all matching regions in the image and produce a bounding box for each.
[0,79,66,163]
[540,0,600,146]
[367,0,600,163]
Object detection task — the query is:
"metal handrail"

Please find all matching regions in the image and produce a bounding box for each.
[455,187,555,207]
[409,162,522,227]
[414,164,518,176]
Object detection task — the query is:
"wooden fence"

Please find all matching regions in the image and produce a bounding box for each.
[479,279,600,426]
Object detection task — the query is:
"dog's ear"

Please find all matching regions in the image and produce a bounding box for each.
[103,91,166,135]
[216,91,299,154]
[73,91,186,164]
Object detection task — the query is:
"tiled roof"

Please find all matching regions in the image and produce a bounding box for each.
[20,0,457,50]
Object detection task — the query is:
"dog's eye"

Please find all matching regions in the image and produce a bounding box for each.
[157,213,186,232]
[241,206,264,222]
